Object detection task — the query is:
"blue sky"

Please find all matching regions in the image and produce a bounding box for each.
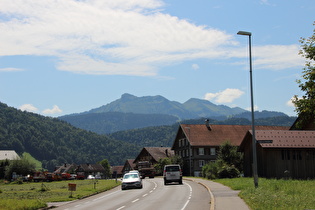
[0,0,314,117]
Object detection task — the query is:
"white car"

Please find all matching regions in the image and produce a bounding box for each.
[163,164,183,185]
[121,172,143,190]
[87,175,95,179]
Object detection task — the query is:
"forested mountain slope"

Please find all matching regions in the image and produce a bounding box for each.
[0,103,140,170]
[59,112,179,134]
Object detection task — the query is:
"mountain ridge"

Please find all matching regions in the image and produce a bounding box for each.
[86,93,248,119]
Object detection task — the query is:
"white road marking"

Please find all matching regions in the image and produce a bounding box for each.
[116,206,125,210]
[181,182,193,210]
[132,199,139,203]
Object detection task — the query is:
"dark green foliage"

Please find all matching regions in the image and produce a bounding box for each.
[109,124,179,147]
[202,141,243,179]
[0,102,141,171]
[98,159,111,178]
[293,22,315,128]
[59,112,179,134]
[4,158,35,180]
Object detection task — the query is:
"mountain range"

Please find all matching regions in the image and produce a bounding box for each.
[59,93,289,133]
[87,93,246,119]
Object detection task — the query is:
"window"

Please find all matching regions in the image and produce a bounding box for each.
[198,148,204,155]
[199,160,205,167]
[281,150,290,160]
[210,148,216,156]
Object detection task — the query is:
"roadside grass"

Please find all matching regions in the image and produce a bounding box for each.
[214,177,315,210]
[0,179,121,210]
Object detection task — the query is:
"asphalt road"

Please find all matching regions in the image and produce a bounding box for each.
[52,177,211,210]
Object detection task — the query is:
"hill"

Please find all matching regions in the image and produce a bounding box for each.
[0,102,140,170]
[59,93,291,133]
[87,93,247,119]
[59,112,179,134]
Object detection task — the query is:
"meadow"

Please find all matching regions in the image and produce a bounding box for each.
[0,179,120,210]
[215,177,315,210]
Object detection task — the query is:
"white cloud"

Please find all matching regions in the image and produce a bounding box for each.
[192,64,199,70]
[204,88,244,103]
[0,0,303,76]
[42,105,62,115]
[19,104,39,113]
[0,67,24,72]
[287,96,302,108]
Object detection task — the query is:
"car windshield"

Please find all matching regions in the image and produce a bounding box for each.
[166,166,180,172]
[124,174,139,179]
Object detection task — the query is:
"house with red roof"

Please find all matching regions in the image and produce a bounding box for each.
[240,130,315,179]
[171,120,289,176]
[240,116,315,179]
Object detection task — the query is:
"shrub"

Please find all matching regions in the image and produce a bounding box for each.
[218,164,240,178]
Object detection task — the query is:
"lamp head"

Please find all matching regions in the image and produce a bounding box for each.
[237,31,251,36]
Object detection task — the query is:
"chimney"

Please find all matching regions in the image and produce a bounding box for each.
[205,119,211,130]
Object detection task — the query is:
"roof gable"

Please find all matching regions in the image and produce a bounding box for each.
[134,147,174,162]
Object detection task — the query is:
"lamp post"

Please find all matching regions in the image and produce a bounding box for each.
[237,31,258,188]
[185,127,192,176]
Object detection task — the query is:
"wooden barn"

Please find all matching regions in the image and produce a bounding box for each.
[239,130,315,179]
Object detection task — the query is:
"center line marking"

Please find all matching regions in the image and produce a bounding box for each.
[132,199,139,203]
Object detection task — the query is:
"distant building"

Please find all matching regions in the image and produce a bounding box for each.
[171,121,288,176]
[0,150,20,160]
[133,147,174,166]
[122,159,136,174]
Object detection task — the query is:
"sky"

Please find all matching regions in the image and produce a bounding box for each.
[0,0,314,117]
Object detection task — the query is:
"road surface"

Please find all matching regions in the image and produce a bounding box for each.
[52,177,211,210]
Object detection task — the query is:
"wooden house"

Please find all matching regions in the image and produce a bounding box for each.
[171,122,288,176]
[122,159,136,174]
[239,130,315,179]
[133,147,174,166]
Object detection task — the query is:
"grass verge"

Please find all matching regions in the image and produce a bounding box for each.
[0,179,120,210]
[214,177,315,210]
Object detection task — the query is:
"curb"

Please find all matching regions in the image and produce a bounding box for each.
[184,178,214,210]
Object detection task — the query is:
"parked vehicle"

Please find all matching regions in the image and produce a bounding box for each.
[121,172,143,190]
[163,164,182,185]
[87,175,95,179]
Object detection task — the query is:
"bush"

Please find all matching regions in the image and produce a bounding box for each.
[202,161,219,179]
[218,164,240,178]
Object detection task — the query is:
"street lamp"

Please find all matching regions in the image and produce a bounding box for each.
[185,127,192,177]
[237,31,258,188]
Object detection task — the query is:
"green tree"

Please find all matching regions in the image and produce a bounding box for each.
[4,158,35,180]
[202,141,243,179]
[99,159,111,178]
[293,22,315,128]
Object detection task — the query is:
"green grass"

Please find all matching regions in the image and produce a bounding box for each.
[214,177,315,210]
[0,179,120,210]
[21,152,43,170]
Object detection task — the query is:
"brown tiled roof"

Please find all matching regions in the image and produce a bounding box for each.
[254,130,315,148]
[111,165,124,174]
[127,159,136,168]
[144,147,174,161]
[80,163,105,173]
[180,124,289,146]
